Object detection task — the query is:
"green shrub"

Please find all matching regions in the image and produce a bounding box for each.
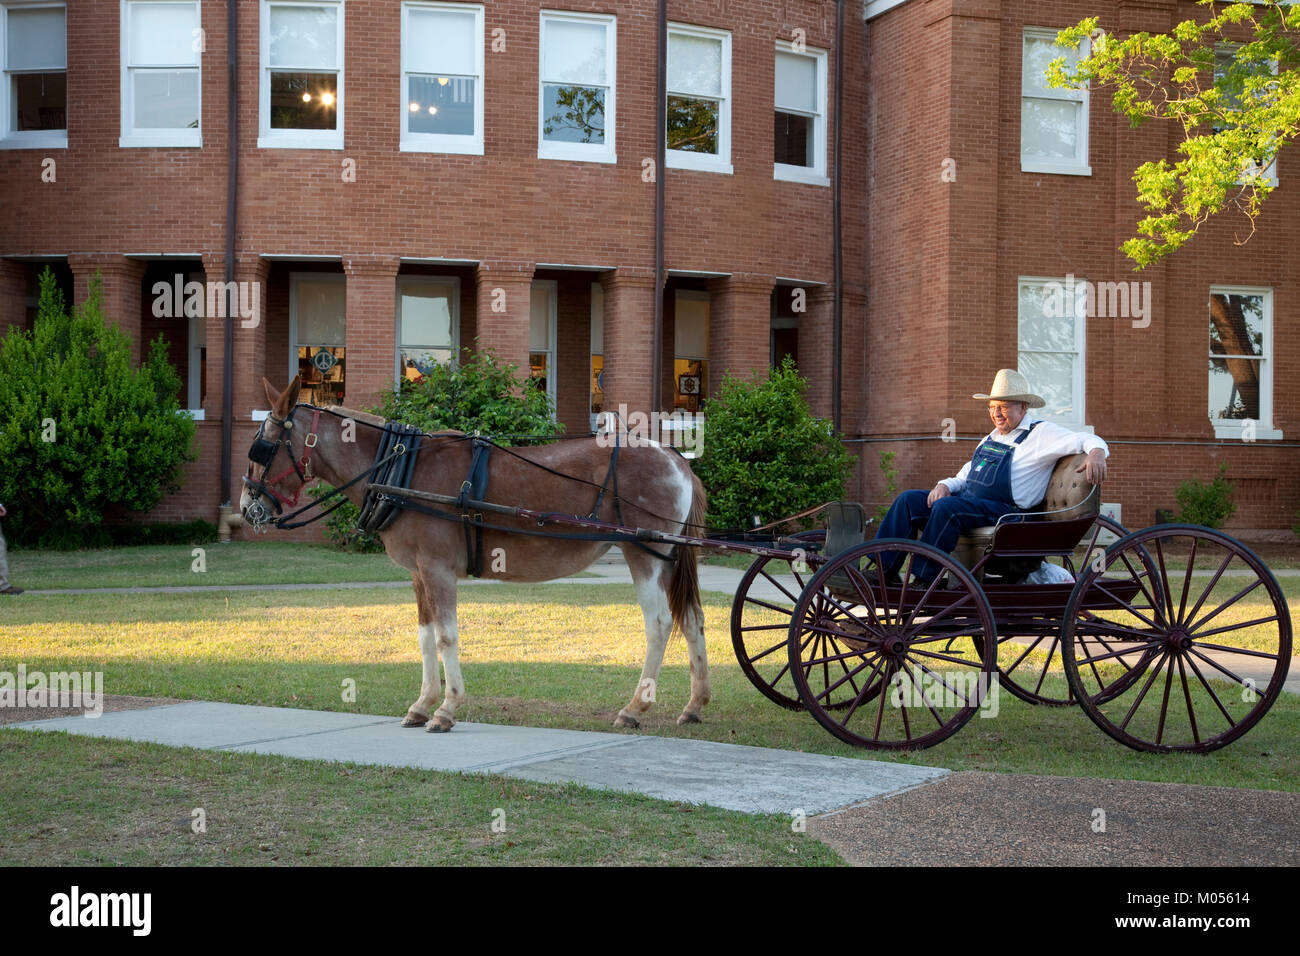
[306,483,385,553]
[876,449,899,523]
[0,269,196,548]
[691,357,855,531]
[375,348,560,438]
[1175,462,1237,529]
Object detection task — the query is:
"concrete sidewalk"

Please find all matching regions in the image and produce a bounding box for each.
[11,701,946,815]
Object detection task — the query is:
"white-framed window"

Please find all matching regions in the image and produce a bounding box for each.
[1213,44,1278,186]
[289,273,347,405]
[187,302,206,417]
[396,277,458,383]
[529,280,558,407]
[1209,286,1280,439]
[259,0,344,149]
[120,1,201,148]
[0,2,66,149]
[674,290,709,411]
[589,281,603,431]
[400,2,483,154]
[1017,276,1086,428]
[1021,27,1090,176]
[539,10,615,164]
[666,23,730,174]
[773,41,827,186]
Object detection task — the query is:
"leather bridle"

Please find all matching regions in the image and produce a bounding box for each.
[243,405,323,516]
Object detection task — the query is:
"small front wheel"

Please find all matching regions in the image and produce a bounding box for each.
[787,539,998,750]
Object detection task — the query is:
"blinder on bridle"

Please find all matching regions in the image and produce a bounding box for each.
[243,408,318,525]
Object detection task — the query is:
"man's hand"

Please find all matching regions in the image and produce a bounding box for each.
[926,483,952,507]
[1076,449,1108,484]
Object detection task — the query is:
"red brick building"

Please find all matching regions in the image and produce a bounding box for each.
[0,0,1294,534]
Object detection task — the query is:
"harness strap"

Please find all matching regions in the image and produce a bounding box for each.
[459,439,493,577]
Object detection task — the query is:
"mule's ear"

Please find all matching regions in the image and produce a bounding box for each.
[284,374,302,410]
[263,377,281,409]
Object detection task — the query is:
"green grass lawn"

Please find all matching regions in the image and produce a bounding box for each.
[3,582,1296,791]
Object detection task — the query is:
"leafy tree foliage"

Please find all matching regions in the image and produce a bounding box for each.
[691,358,855,531]
[1049,2,1300,266]
[375,348,561,437]
[1175,461,1238,528]
[0,269,196,547]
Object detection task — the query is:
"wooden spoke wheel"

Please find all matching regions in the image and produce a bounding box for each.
[731,530,826,710]
[996,514,1148,708]
[1061,525,1291,753]
[787,539,998,750]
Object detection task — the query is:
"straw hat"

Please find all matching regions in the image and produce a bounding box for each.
[973,369,1045,408]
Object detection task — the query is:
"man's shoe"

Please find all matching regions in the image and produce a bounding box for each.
[0,586,23,595]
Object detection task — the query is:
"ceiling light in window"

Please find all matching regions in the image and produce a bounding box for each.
[409,101,420,112]
[428,106,437,115]
[302,92,312,103]
[320,92,335,106]
[437,77,449,86]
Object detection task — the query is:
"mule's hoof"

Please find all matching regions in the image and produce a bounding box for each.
[401,713,429,728]
[614,712,640,729]
[677,712,703,726]
[426,715,455,733]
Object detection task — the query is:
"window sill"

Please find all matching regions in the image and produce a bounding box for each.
[257,135,344,151]
[1021,160,1092,177]
[0,133,67,150]
[667,152,733,175]
[120,133,202,149]
[399,138,484,155]
[538,145,617,165]
[1213,422,1283,441]
[774,164,829,187]
[182,409,206,421]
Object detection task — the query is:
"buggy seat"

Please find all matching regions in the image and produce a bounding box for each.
[950,453,1100,578]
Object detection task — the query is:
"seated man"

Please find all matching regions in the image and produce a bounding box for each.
[877,369,1108,583]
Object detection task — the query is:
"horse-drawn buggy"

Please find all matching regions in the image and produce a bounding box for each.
[242,376,1292,755]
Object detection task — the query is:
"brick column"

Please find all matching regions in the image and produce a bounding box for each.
[68,254,147,365]
[474,261,535,374]
[344,255,401,411]
[202,253,269,423]
[706,272,774,397]
[802,284,835,421]
[0,260,29,337]
[598,268,657,420]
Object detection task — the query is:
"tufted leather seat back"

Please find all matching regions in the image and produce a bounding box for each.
[1040,453,1100,520]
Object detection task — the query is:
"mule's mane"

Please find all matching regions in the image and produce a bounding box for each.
[324,405,388,428]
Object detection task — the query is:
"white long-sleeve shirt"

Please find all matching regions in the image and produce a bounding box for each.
[940,418,1109,509]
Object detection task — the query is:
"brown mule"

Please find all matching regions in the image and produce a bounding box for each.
[240,376,710,732]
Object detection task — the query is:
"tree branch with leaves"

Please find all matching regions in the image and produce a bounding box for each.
[1049,1,1300,267]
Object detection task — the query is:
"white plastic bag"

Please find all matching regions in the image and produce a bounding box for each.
[1024,561,1075,585]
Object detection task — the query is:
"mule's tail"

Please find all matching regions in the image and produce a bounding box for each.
[668,470,707,635]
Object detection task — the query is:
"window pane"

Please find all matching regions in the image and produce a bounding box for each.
[542,84,605,143]
[401,347,451,381]
[669,34,721,97]
[1209,292,1264,357]
[675,297,709,357]
[134,70,199,128]
[674,358,706,411]
[407,8,476,76]
[668,95,718,153]
[1021,98,1078,159]
[1209,357,1260,420]
[269,5,337,69]
[297,282,346,345]
[1018,281,1078,351]
[1022,33,1078,97]
[775,52,815,113]
[1018,353,1076,423]
[407,75,475,135]
[130,2,199,67]
[297,346,345,405]
[270,72,337,129]
[529,287,552,351]
[400,290,452,347]
[529,352,549,393]
[13,72,66,130]
[774,110,812,166]
[7,7,65,71]
[543,20,606,85]
[591,354,603,415]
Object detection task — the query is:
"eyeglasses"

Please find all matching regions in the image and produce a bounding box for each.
[987,403,1020,414]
